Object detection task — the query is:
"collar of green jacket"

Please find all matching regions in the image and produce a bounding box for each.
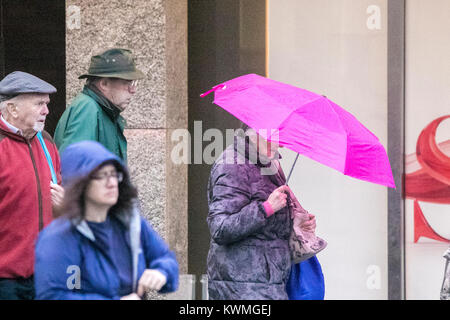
[82,84,122,121]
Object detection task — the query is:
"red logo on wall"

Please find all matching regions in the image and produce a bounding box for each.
[404,115,450,243]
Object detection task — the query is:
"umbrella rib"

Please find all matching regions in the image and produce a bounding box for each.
[322,97,349,173]
[270,96,325,140]
[285,153,300,185]
[325,98,348,175]
[272,96,349,174]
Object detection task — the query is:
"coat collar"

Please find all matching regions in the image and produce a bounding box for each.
[82,84,123,121]
[233,130,287,186]
[0,119,36,143]
[1,115,21,135]
[71,201,140,242]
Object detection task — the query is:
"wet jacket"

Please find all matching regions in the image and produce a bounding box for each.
[34,140,178,299]
[0,121,61,278]
[206,131,291,300]
[54,85,127,162]
[34,207,179,300]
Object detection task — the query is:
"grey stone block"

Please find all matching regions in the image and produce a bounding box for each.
[125,129,166,237]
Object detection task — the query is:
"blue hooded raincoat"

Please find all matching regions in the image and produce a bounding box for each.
[34,141,179,299]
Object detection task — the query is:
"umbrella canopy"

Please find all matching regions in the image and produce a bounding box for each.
[200,73,395,188]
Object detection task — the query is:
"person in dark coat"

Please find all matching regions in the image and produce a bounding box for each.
[206,126,316,300]
[34,141,178,300]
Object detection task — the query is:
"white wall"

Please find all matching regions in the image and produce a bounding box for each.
[268,0,389,299]
[404,0,450,300]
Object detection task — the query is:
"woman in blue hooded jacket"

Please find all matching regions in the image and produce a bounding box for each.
[34,140,178,300]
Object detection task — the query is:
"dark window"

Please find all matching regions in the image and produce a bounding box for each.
[188,0,266,299]
[0,0,65,136]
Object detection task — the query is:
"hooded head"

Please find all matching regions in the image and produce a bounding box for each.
[58,141,137,221]
[61,140,125,187]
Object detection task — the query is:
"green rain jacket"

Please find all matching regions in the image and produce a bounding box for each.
[54,85,127,162]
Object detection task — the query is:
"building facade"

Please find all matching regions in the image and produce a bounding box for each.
[0,0,449,300]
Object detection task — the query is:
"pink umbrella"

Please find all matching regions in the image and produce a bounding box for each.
[200,73,395,188]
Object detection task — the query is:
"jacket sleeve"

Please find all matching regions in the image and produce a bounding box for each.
[54,101,99,153]
[140,218,179,294]
[34,226,120,300]
[207,163,268,246]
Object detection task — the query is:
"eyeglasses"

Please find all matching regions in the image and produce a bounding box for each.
[111,78,139,90]
[130,80,138,88]
[124,80,138,90]
[91,171,124,183]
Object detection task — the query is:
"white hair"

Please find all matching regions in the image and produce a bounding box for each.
[0,101,7,113]
[0,95,26,115]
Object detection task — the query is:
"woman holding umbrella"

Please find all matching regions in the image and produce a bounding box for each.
[206,124,317,300]
[203,73,395,300]
[34,141,178,299]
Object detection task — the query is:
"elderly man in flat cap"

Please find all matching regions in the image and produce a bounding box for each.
[0,71,63,300]
[54,48,144,162]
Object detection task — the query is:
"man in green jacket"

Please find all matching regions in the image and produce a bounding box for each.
[54,48,144,162]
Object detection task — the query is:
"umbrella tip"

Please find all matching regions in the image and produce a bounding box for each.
[200,84,227,98]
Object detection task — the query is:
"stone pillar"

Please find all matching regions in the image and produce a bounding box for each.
[65,0,188,280]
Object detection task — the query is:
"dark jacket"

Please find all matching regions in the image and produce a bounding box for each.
[206,131,291,300]
[0,121,61,278]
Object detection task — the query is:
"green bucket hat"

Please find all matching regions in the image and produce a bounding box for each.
[78,48,145,80]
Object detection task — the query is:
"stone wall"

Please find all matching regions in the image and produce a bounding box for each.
[65,0,188,279]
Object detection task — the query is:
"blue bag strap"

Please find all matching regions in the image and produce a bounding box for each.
[36,132,58,184]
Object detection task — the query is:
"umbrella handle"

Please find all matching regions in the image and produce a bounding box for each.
[285,153,300,185]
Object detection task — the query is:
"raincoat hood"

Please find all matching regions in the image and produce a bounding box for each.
[60,140,125,186]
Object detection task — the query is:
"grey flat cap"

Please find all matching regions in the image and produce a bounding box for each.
[0,71,57,96]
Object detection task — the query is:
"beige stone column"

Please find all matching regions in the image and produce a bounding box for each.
[65,0,188,279]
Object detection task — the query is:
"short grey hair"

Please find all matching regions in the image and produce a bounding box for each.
[0,101,6,113]
[85,76,101,86]
[0,94,25,114]
[0,94,12,112]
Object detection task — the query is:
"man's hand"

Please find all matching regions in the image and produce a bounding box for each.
[50,183,65,209]
[137,269,167,297]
